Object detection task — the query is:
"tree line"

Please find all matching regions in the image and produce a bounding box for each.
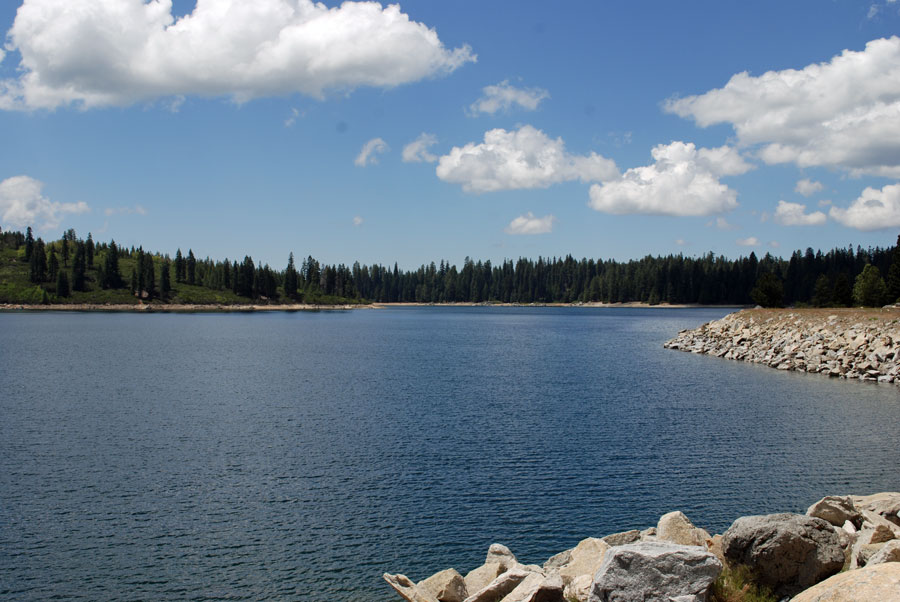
[3,225,900,307]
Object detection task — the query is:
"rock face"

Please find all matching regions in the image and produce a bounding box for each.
[721,513,844,597]
[555,538,610,602]
[664,309,900,383]
[419,569,468,602]
[588,542,722,602]
[657,511,710,547]
[384,573,441,602]
[790,562,900,602]
[867,539,900,565]
[807,495,862,527]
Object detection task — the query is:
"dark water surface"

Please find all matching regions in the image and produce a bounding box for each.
[2,307,899,600]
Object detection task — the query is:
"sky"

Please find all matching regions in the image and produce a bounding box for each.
[3,0,900,269]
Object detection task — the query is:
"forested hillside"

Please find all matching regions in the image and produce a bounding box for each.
[2,226,899,307]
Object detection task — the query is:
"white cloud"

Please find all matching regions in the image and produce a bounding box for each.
[353,215,363,226]
[436,125,617,193]
[773,200,827,226]
[769,240,780,248]
[504,212,556,235]
[402,133,438,163]
[708,217,738,230]
[818,199,832,207]
[284,107,302,128]
[736,237,760,246]
[0,175,89,230]
[355,137,388,167]
[665,37,900,177]
[588,141,751,216]
[794,178,824,197]
[467,80,549,116]
[829,183,900,230]
[0,0,475,110]
[104,205,147,216]
[675,238,689,246]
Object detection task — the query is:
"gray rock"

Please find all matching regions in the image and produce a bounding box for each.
[806,495,862,527]
[418,568,468,602]
[721,513,844,597]
[854,492,900,527]
[601,530,641,547]
[588,541,722,602]
[542,549,572,572]
[384,573,441,602]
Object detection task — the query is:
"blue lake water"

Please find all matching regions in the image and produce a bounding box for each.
[1,306,899,601]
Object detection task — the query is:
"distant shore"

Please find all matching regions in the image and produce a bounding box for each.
[0,301,745,313]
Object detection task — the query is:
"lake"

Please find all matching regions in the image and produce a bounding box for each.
[1,307,899,601]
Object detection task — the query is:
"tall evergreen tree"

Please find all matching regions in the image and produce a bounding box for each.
[24,226,34,261]
[160,261,171,299]
[886,234,900,303]
[285,252,298,299]
[48,247,59,283]
[72,241,87,292]
[187,249,196,285]
[174,248,185,282]
[29,238,46,283]
[86,233,95,268]
[101,240,122,289]
[853,264,887,307]
[56,270,70,297]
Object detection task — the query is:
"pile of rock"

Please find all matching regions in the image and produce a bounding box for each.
[664,309,900,383]
[384,492,900,602]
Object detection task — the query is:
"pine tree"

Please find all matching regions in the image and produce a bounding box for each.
[174,248,185,283]
[285,252,298,299]
[24,226,34,261]
[86,233,95,268]
[56,270,70,297]
[102,240,122,289]
[187,249,196,285]
[72,241,87,291]
[29,238,47,283]
[833,273,853,307]
[160,261,171,299]
[48,248,59,283]
[886,234,900,303]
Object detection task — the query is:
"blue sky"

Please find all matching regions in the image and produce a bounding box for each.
[2,1,900,269]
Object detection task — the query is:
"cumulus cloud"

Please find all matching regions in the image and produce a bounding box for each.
[0,175,89,230]
[104,205,147,216]
[665,37,900,177]
[355,137,388,166]
[829,183,900,230]
[402,133,438,163]
[773,200,827,226]
[436,125,617,193]
[467,80,549,116]
[736,237,760,246]
[0,0,475,110]
[504,212,556,235]
[588,141,752,216]
[795,178,824,197]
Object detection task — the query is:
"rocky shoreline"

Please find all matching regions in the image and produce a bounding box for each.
[0,302,366,312]
[384,492,900,602]
[664,308,900,384]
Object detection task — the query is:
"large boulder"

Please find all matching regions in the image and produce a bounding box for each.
[657,511,710,547]
[463,568,529,602]
[418,569,468,602]
[500,573,564,602]
[867,539,900,565]
[588,541,722,602]
[852,492,900,527]
[807,496,862,527]
[464,544,518,594]
[601,530,641,547]
[555,538,609,602]
[721,513,844,597]
[790,562,900,602]
[384,573,441,602]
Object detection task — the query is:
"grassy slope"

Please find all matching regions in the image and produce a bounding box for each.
[0,246,359,306]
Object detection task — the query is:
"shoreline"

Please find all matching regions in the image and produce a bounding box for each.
[0,301,746,313]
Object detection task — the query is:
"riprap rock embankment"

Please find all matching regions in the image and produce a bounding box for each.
[384,492,900,602]
[664,308,900,383]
